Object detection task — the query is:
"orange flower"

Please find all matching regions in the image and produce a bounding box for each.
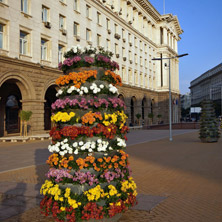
[105,70,122,86]
[55,70,97,88]
[69,156,74,161]
[98,158,103,163]
[81,111,103,125]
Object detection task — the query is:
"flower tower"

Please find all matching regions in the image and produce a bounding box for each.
[40,45,137,222]
[199,99,220,143]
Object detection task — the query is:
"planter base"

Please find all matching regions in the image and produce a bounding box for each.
[200,138,218,143]
[82,213,122,222]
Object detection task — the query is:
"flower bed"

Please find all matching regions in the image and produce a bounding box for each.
[40,45,137,222]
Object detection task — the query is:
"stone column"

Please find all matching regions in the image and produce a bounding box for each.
[113,0,120,12]
[121,0,127,20]
[163,28,168,45]
[133,10,138,29]
[21,99,46,135]
[128,4,133,24]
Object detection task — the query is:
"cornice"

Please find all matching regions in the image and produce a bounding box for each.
[91,0,158,48]
[190,63,222,88]
[135,0,161,22]
[160,14,183,36]
[0,55,62,74]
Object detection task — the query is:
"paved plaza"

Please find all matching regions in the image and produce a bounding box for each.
[0,130,222,221]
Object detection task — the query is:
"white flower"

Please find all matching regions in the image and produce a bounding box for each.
[67,88,72,94]
[79,141,84,146]
[89,148,93,152]
[59,151,65,156]
[74,149,78,155]
[58,89,63,95]
[79,91,83,96]
[109,147,113,150]
[84,88,88,93]
[97,139,102,144]
[99,84,104,89]
[73,142,78,147]
[77,89,80,92]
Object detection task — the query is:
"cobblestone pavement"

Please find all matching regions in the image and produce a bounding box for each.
[0,130,195,172]
[1,130,222,221]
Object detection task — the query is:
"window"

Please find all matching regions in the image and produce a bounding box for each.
[134,37,137,47]
[128,33,131,43]
[21,0,28,14]
[129,51,132,60]
[86,5,91,18]
[20,31,28,55]
[115,44,119,54]
[0,24,3,49]
[73,22,79,36]
[86,29,91,41]
[97,12,101,25]
[97,34,101,46]
[114,24,118,33]
[41,39,48,60]
[140,56,143,66]
[160,27,163,44]
[106,39,110,50]
[74,0,79,11]
[106,18,110,29]
[140,41,143,50]
[122,29,125,38]
[122,47,125,57]
[42,6,49,22]
[59,15,65,29]
[135,54,138,64]
[58,45,64,63]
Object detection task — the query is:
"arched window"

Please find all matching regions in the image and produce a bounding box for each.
[130,97,136,125]
[5,95,21,133]
[44,85,57,130]
[142,98,146,120]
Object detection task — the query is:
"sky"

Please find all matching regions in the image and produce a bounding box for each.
[149,0,222,94]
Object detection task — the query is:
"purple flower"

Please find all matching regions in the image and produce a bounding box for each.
[84,56,94,64]
[73,171,99,185]
[46,169,73,183]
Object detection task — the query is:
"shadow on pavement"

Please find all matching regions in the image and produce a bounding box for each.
[0,182,27,221]
[127,131,222,183]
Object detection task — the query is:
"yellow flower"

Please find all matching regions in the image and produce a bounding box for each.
[51,112,76,123]
[60,207,66,211]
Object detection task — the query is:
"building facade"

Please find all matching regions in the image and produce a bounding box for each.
[190,63,222,116]
[180,93,191,110]
[0,0,183,136]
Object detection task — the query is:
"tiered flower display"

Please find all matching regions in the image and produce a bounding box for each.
[40,45,137,222]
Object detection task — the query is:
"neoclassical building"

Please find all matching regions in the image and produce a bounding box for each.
[0,0,183,136]
[190,63,222,116]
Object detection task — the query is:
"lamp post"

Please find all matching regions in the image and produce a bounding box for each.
[152,53,188,141]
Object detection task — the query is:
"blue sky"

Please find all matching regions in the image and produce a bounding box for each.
[149,0,222,94]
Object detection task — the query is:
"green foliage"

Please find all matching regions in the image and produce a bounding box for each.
[199,100,220,142]
[97,46,113,58]
[19,110,32,121]
[136,113,141,120]
[148,113,154,119]
[157,114,162,119]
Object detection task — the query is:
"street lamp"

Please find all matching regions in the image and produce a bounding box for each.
[152,53,188,141]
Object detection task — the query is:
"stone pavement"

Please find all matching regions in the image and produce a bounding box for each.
[0,130,222,221]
